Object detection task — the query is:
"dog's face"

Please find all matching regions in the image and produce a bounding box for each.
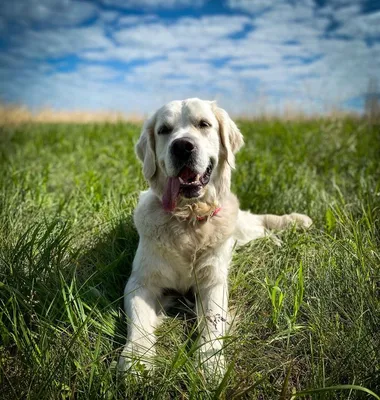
[136,98,244,212]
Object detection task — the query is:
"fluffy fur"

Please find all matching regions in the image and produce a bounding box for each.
[118,98,312,375]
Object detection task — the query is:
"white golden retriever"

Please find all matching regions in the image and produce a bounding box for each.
[118,98,312,374]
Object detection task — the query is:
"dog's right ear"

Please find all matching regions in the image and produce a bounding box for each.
[135,114,156,180]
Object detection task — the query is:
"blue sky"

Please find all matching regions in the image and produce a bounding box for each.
[0,0,379,115]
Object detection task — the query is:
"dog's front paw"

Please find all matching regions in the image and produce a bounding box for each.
[199,349,226,382]
[117,344,155,376]
[289,213,313,229]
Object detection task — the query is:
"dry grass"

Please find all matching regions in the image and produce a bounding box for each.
[0,104,143,124]
[0,102,368,125]
[237,104,362,121]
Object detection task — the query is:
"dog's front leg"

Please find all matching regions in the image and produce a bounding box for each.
[118,277,159,373]
[196,279,228,375]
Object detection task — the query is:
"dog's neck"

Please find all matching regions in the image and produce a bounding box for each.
[169,200,221,224]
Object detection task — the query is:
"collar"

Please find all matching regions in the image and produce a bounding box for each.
[196,206,222,222]
[166,202,222,223]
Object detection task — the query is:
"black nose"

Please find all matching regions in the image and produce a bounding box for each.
[171,138,196,160]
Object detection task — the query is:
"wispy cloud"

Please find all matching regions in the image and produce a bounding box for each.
[113,15,251,51]
[9,26,112,59]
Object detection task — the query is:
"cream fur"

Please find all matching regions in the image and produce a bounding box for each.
[118,98,312,376]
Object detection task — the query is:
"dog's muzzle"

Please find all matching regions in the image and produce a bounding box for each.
[170,137,197,171]
[162,154,214,212]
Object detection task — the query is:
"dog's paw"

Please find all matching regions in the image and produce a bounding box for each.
[117,353,131,374]
[289,213,313,229]
[117,345,155,377]
[199,349,226,382]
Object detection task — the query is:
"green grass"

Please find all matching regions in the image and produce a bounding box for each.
[0,118,379,399]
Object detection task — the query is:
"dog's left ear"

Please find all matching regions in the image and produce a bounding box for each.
[135,114,156,180]
[213,104,244,169]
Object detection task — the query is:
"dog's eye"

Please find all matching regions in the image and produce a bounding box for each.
[158,125,172,135]
[198,120,211,128]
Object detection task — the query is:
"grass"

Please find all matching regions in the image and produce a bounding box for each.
[0,118,379,399]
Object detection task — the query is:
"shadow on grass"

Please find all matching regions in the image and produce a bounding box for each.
[76,215,140,352]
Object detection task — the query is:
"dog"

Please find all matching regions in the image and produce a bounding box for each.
[118,98,312,375]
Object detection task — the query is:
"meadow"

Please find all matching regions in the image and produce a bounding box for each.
[0,117,379,399]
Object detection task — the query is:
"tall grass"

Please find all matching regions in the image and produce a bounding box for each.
[0,118,379,399]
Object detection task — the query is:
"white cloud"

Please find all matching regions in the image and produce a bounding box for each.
[9,26,112,59]
[1,65,218,114]
[1,0,379,115]
[82,46,161,63]
[83,15,251,62]
[98,10,121,23]
[113,15,251,49]
[75,65,122,80]
[335,11,380,38]
[227,0,276,14]
[101,0,205,9]
[117,14,158,26]
[125,58,225,85]
[323,4,361,21]
[0,0,97,27]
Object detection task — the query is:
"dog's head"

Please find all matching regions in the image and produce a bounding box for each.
[136,98,244,213]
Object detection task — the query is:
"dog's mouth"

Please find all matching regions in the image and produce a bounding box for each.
[178,162,213,188]
[162,161,214,212]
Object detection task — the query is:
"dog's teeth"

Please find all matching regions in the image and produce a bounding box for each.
[179,177,184,184]
[195,174,200,181]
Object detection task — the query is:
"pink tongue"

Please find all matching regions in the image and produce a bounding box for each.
[162,177,181,212]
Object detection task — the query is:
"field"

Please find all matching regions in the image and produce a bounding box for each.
[0,118,379,399]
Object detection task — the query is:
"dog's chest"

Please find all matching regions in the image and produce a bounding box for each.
[159,217,231,260]
[135,192,237,256]
[134,191,239,289]
[152,215,235,289]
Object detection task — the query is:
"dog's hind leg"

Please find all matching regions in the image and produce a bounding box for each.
[261,213,313,230]
[234,210,312,247]
[233,210,268,246]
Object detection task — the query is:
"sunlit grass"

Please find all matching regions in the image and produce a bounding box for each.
[0,118,379,399]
